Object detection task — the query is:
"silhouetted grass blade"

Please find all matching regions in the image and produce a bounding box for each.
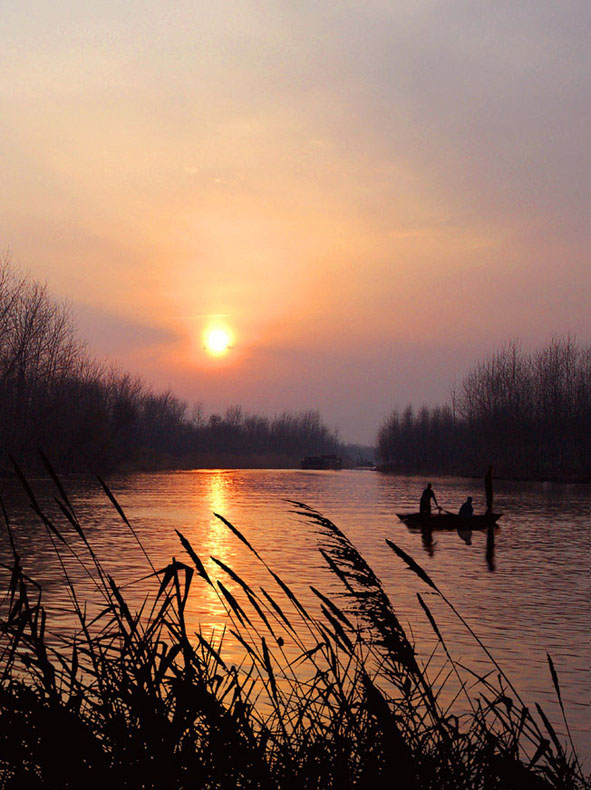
[546,653,582,775]
[385,538,439,592]
[417,592,443,642]
[214,512,261,560]
[176,529,213,587]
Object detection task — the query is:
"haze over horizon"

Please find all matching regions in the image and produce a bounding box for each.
[2,0,589,443]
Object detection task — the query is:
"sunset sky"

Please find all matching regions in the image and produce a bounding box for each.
[2,0,589,442]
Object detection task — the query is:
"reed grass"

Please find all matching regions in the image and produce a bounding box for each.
[0,459,587,789]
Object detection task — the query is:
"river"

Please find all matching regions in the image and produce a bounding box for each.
[0,468,589,762]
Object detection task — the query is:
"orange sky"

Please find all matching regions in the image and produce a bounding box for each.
[2,1,589,441]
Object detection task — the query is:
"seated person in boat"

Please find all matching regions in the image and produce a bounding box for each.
[459,496,474,517]
[420,483,438,515]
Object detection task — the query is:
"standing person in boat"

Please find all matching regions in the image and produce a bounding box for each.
[420,483,439,515]
[459,496,474,517]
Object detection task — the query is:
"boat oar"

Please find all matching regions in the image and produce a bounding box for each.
[437,506,455,516]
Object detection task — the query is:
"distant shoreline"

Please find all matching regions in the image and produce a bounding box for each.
[374,466,590,485]
[1,461,588,484]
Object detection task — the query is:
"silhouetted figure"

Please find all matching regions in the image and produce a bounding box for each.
[459,496,473,517]
[485,466,494,513]
[420,483,438,515]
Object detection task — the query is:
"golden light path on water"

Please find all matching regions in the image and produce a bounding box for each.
[198,470,237,638]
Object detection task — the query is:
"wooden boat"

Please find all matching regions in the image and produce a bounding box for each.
[396,512,502,530]
[398,468,503,530]
[301,454,342,470]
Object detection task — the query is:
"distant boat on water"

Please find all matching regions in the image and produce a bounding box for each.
[396,511,502,529]
[397,466,502,529]
[301,454,342,470]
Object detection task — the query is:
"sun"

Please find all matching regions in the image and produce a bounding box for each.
[203,325,233,357]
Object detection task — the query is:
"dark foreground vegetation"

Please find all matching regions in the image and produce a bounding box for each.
[0,259,340,473]
[0,462,587,789]
[377,339,591,481]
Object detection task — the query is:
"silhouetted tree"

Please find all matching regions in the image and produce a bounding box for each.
[0,259,342,472]
[377,338,590,479]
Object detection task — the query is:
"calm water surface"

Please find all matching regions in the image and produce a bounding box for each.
[1,469,589,761]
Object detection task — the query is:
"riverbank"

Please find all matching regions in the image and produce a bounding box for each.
[375,465,591,484]
[0,451,304,477]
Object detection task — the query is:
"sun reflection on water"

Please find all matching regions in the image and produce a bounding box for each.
[184,470,243,651]
[205,470,233,556]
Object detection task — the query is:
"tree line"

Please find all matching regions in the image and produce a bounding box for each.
[377,339,591,480]
[0,259,340,473]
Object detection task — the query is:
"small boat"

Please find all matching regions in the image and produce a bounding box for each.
[301,454,342,470]
[399,467,504,530]
[396,512,502,530]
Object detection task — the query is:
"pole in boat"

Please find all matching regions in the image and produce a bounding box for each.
[485,465,493,514]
